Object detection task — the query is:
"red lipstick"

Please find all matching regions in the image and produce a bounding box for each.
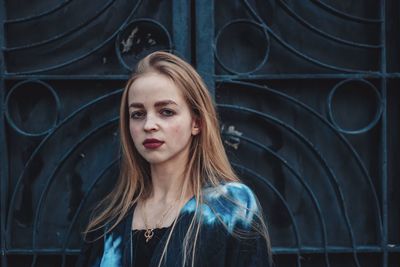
[143,138,164,149]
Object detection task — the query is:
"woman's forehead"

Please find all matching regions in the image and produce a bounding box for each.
[128,73,186,105]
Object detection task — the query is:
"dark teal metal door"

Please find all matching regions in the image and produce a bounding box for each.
[1,1,399,266]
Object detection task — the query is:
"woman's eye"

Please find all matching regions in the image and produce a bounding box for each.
[130,111,145,119]
[160,109,175,117]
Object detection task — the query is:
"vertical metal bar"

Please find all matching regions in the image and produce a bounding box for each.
[0,0,7,266]
[172,0,191,61]
[195,0,215,98]
[380,0,388,267]
[380,72,388,267]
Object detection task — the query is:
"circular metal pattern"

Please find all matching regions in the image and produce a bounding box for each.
[215,19,270,74]
[5,80,61,137]
[327,79,382,135]
[115,19,172,71]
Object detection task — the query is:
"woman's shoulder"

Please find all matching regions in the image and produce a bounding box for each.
[203,182,258,207]
[202,182,261,231]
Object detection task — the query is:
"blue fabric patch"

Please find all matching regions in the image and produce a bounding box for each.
[100,234,122,267]
[181,182,258,232]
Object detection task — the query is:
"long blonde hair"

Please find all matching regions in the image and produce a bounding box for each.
[85,51,271,266]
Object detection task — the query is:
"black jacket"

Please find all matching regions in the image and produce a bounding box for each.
[76,182,271,267]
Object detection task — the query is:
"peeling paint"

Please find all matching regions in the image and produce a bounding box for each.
[121,27,138,53]
[221,124,243,150]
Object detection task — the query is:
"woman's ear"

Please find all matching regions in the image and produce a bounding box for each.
[191,118,201,135]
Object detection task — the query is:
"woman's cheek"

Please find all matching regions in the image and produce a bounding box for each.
[129,124,140,143]
[171,124,187,138]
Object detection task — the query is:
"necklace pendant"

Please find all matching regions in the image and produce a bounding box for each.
[144,229,154,242]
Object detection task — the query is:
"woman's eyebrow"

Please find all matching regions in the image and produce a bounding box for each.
[128,100,177,109]
[129,103,144,108]
[154,100,178,107]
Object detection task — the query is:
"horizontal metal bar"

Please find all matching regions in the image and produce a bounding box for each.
[4,245,400,255]
[4,73,400,81]
[272,246,400,254]
[3,74,132,80]
[2,249,80,254]
[215,73,400,80]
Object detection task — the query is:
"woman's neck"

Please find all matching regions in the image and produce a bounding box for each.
[132,160,194,230]
[149,162,191,203]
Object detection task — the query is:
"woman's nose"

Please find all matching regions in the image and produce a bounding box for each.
[143,115,159,132]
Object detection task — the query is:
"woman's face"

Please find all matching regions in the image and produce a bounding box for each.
[128,72,199,166]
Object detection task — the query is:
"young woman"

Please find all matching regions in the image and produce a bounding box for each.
[76,51,272,267]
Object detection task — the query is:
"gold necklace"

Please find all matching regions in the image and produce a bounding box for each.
[141,199,177,243]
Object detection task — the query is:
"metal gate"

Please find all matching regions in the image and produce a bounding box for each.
[1,1,399,266]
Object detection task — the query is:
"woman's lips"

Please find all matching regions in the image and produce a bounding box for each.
[143,139,164,149]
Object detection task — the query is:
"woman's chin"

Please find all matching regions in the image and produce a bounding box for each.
[142,156,166,165]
